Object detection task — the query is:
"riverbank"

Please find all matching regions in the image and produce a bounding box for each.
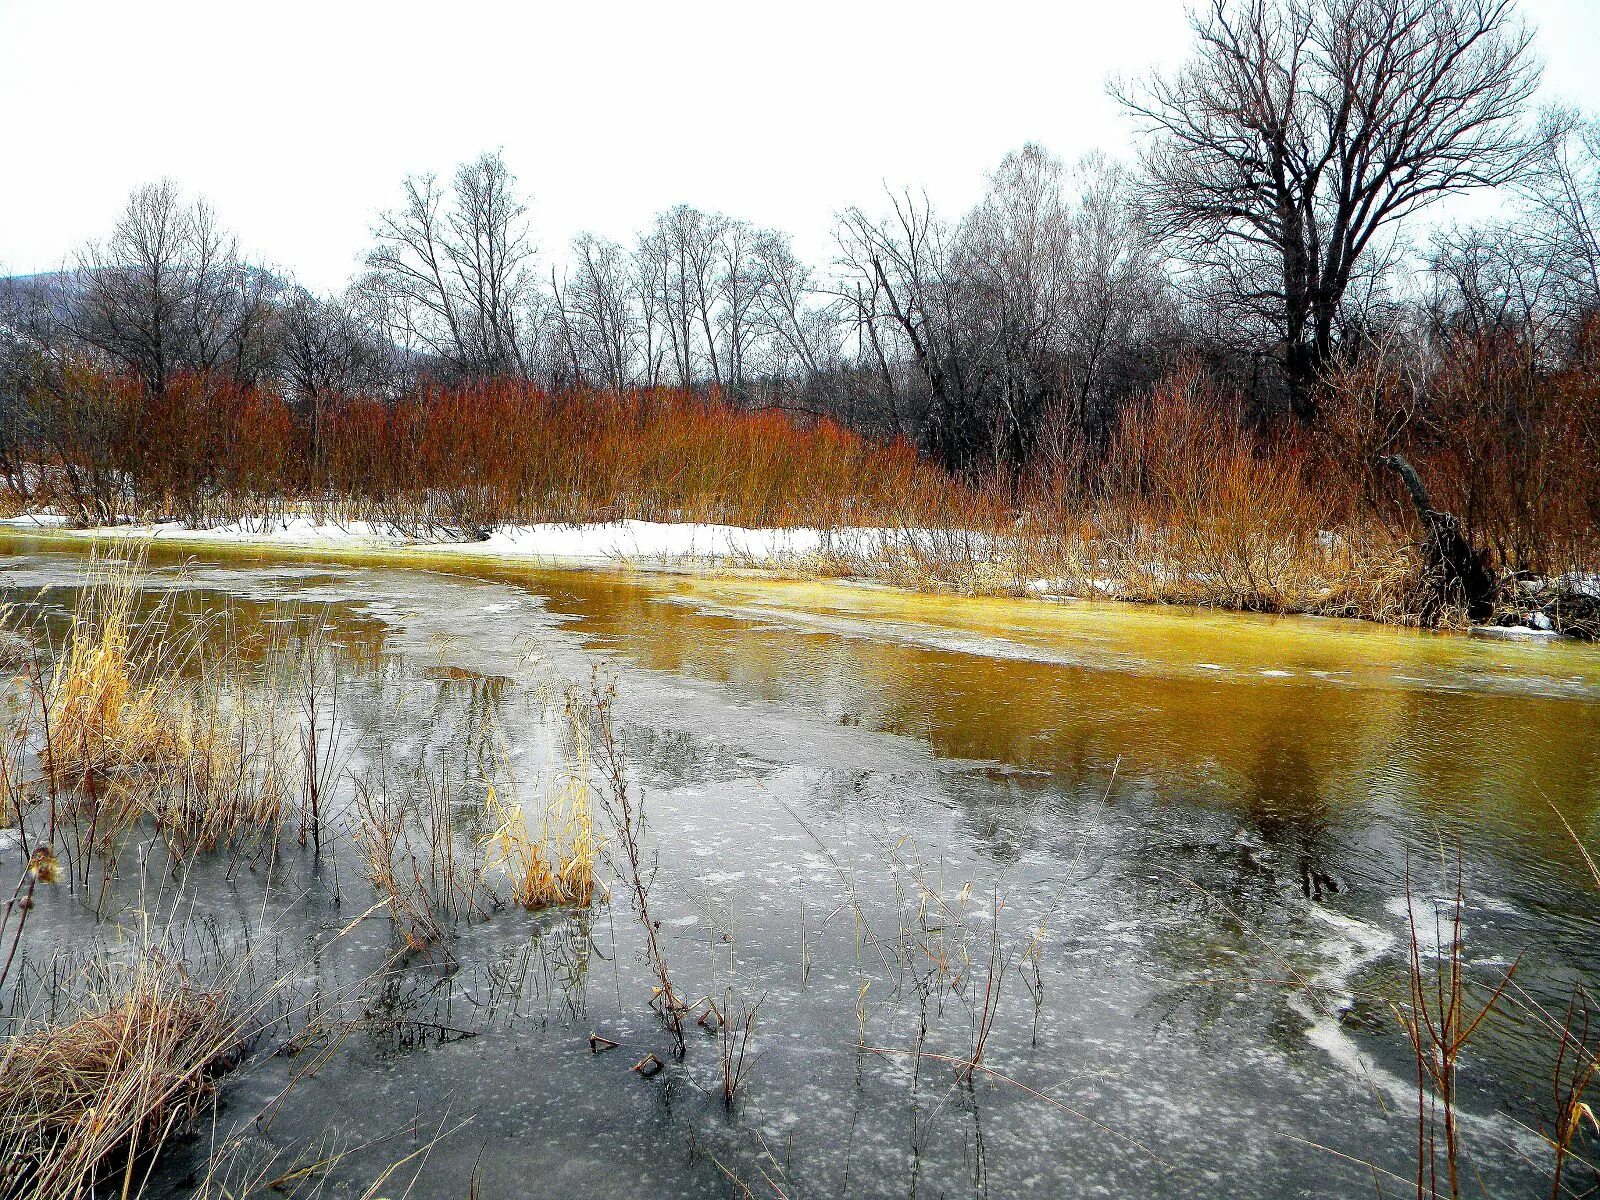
[3,511,1592,640]
[0,512,850,567]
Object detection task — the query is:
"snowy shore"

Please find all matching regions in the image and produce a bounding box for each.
[3,512,1594,639]
[0,512,887,569]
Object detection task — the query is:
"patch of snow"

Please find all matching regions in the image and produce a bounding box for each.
[1469,624,1561,641]
[1024,577,1080,597]
[473,520,831,564]
[0,512,909,568]
[1560,573,1600,600]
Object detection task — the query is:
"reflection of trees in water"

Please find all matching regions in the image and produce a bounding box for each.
[357,909,595,1056]
[1383,685,1600,853]
[1105,714,1348,1046]
[942,770,1058,869]
[624,723,758,790]
[421,669,512,785]
[3,584,391,681]
[788,762,1071,871]
[335,661,521,837]
[1236,716,1342,901]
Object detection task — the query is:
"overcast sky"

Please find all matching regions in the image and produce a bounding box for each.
[2,0,1597,292]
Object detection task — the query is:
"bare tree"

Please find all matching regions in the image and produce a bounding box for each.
[629,236,667,388]
[1429,220,1565,346]
[554,233,639,390]
[0,277,45,499]
[66,180,275,395]
[638,206,727,389]
[635,220,687,386]
[953,144,1077,476]
[364,151,534,378]
[717,218,760,395]
[1055,153,1176,439]
[1429,107,1600,352]
[751,227,842,383]
[1524,108,1600,320]
[276,285,397,466]
[180,201,280,383]
[838,147,1172,475]
[837,190,979,471]
[687,210,729,390]
[1116,0,1541,416]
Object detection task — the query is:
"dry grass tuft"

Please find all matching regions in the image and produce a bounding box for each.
[484,707,600,911]
[0,954,240,1200]
[43,554,174,788]
[36,551,292,862]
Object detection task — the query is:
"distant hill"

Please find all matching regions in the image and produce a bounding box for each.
[0,271,70,299]
[2,266,292,320]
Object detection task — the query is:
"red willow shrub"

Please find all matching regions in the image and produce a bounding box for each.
[1416,328,1600,577]
[133,373,303,523]
[1018,363,1359,612]
[1320,324,1600,582]
[310,381,984,533]
[7,349,1594,625]
[13,369,979,534]
[1010,343,1598,621]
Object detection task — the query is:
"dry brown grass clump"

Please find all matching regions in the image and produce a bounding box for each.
[0,955,240,1199]
[45,554,204,786]
[484,708,600,910]
[37,552,293,860]
[353,765,492,952]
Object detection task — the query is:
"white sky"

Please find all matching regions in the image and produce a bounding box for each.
[2,0,1597,293]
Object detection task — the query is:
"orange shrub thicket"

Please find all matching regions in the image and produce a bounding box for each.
[13,370,983,534]
[1411,330,1600,578]
[1015,334,1599,618]
[316,382,985,531]
[7,340,1595,623]
[1319,324,1600,582]
[1092,364,1347,610]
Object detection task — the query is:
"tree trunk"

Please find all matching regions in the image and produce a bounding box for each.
[1378,454,1497,622]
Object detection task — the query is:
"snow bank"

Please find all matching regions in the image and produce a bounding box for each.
[1559,573,1600,600]
[0,513,924,569]
[471,521,831,563]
